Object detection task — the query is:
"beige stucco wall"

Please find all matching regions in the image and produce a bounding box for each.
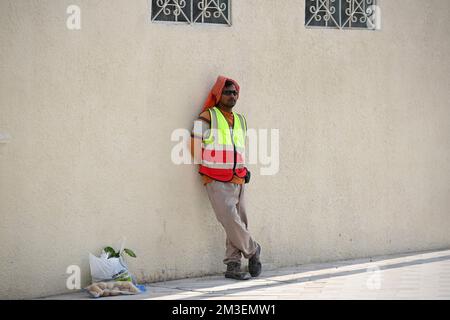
[1,0,449,299]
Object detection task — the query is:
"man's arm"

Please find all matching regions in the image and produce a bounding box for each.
[190,135,202,164]
[190,111,211,164]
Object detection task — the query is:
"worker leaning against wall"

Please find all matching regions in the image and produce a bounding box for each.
[190,76,262,281]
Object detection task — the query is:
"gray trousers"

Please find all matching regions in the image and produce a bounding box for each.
[205,180,258,265]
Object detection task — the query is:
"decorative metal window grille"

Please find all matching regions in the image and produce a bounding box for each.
[151,0,231,26]
[305,0,379,30]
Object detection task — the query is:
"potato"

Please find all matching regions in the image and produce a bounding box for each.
[86,283,103,297]
[92,285,103,294]
[119,282,131,290]
[97,282,107,290]
[110,289,120,296]
[87,287,102,298]
[129,284,140,293]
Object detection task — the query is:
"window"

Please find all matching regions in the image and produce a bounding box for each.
[151,0,231,26]
[305,0,380,30]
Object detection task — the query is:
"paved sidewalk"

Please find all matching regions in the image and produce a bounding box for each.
[43,248,450,300]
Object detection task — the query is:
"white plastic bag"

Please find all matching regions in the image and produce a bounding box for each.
[89,237,133,282]
[89,253,130,282]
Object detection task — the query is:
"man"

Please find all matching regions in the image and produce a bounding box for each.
[190,76,262,281]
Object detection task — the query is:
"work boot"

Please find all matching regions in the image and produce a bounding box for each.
[225,262,251,280]
[248,243,262,277]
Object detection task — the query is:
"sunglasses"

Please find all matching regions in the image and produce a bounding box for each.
[222,90,238,96]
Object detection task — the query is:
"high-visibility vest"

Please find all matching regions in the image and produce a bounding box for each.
[199,107,248,182]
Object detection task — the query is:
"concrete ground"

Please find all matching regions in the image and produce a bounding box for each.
[42,248,450,300]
